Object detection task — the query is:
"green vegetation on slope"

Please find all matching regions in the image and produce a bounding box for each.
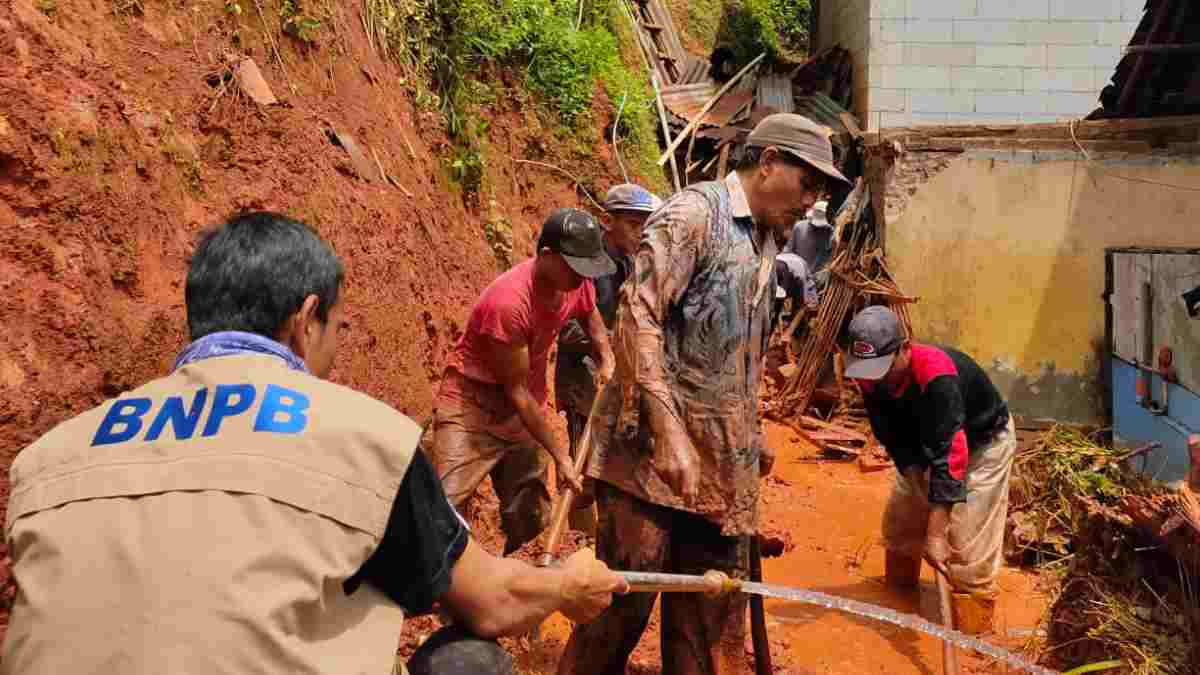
[365,0,667,197]
[670,0,811,68]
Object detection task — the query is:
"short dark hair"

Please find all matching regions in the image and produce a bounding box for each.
[185,212,344,340]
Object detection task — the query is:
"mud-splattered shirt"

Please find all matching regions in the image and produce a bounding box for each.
[859,344,1010,504]
[586,172,776,536]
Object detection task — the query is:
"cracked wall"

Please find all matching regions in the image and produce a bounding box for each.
[887,150,1200,423]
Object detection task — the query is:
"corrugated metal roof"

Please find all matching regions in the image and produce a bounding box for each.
[794,92,851,136]
[627,0,688,85]
[1093,0,1200,118]
[677,55,714,85]
[756,73,794,114]
[661,85,754,127]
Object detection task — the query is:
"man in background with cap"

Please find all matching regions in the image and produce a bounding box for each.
[784,198,834,290]
[429,208,616,556]
[555,183,663,537]
[558,113,850,675]
[842,305,1016,636]
[772,251,818,331]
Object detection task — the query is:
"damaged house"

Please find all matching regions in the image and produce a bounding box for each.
[856,0,1200,482]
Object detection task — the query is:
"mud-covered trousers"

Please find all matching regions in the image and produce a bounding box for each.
[557,482,750,675]
[428,377,551,556]
[882,417,1018,596]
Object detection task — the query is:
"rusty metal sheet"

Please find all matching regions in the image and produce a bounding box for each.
[627,0,687,84]
[1096,0,1200,118]
[755,73,794,114]
[662,85,754,127]
[677,55,713,85]
[794,92,853,136]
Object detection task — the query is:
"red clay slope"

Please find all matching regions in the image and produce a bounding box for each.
[0,0,639,636]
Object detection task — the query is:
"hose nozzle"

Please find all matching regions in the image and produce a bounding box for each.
[618,570,742,596]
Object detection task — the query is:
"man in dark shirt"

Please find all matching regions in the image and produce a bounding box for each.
[842,306,1017,636]
[772,251,818,331]
[554,184,662,534]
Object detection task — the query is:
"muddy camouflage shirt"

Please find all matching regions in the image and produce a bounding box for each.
[586,172,776,536]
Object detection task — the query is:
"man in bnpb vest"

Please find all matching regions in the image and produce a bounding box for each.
[2,212,627,675]
[843,306,1016,635]
[558,113,850,675]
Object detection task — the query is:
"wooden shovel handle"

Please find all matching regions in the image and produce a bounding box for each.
[936,570,961,675]
[538,395,602,567]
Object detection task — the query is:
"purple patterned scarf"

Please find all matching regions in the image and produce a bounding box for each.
[173,331,309,373]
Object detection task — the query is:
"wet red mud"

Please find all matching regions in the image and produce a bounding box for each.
[492,420,1049,674]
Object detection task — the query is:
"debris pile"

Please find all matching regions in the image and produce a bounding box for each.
[758,122,911,472]
[621,0,857,188]
[1006,426,1200,674]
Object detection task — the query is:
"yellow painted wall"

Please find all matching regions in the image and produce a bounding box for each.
[889,153,1200,421]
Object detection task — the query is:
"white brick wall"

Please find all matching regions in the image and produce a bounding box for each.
[862,0,1141,130]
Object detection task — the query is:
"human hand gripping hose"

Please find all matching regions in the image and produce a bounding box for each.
[610,570,1060,675]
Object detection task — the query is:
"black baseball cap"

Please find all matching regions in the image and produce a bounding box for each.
[843,306,905,380]
[537,208,617,279]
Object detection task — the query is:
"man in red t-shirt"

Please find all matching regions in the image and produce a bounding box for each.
[430,208,617,555]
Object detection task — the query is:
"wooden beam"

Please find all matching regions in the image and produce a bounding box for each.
[901,137,1156,153]
[870,115,1200,145]
[657,52,766,166]
[1124,42,1200,54]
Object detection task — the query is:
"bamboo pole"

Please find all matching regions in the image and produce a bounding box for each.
[651,73,682,193]
[618,0,681,192]
[656,52,765,167]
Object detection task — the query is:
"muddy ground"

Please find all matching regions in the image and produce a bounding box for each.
[1,0,1052,670]
[430,421,1050,675]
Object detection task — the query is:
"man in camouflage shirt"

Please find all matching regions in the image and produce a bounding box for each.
[558,114,850,675]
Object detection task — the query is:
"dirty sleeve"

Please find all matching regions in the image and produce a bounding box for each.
[343,449,470,616]
[921,376,969,504]
[627,193,710,445]
[864,399,918,472]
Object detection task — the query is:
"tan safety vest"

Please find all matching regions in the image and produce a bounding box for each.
[3,355,421,675]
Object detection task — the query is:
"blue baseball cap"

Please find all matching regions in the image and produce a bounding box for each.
[602,184,663,214]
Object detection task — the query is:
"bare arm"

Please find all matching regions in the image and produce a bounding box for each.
[584,307,615,386]
[480,334,581,491]
[442,539,628,638]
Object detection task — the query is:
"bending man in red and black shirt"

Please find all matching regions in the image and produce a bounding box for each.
[842,306,1016,636]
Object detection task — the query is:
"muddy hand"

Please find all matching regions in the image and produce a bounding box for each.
[559,547,629,624]
[924,504,952,576]
[653,432,700,501]
[924,533,950,576]
[554,452,584,493]
[594,359,615,389]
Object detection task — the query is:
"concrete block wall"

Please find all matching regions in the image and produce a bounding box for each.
[863,0,1142,130]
